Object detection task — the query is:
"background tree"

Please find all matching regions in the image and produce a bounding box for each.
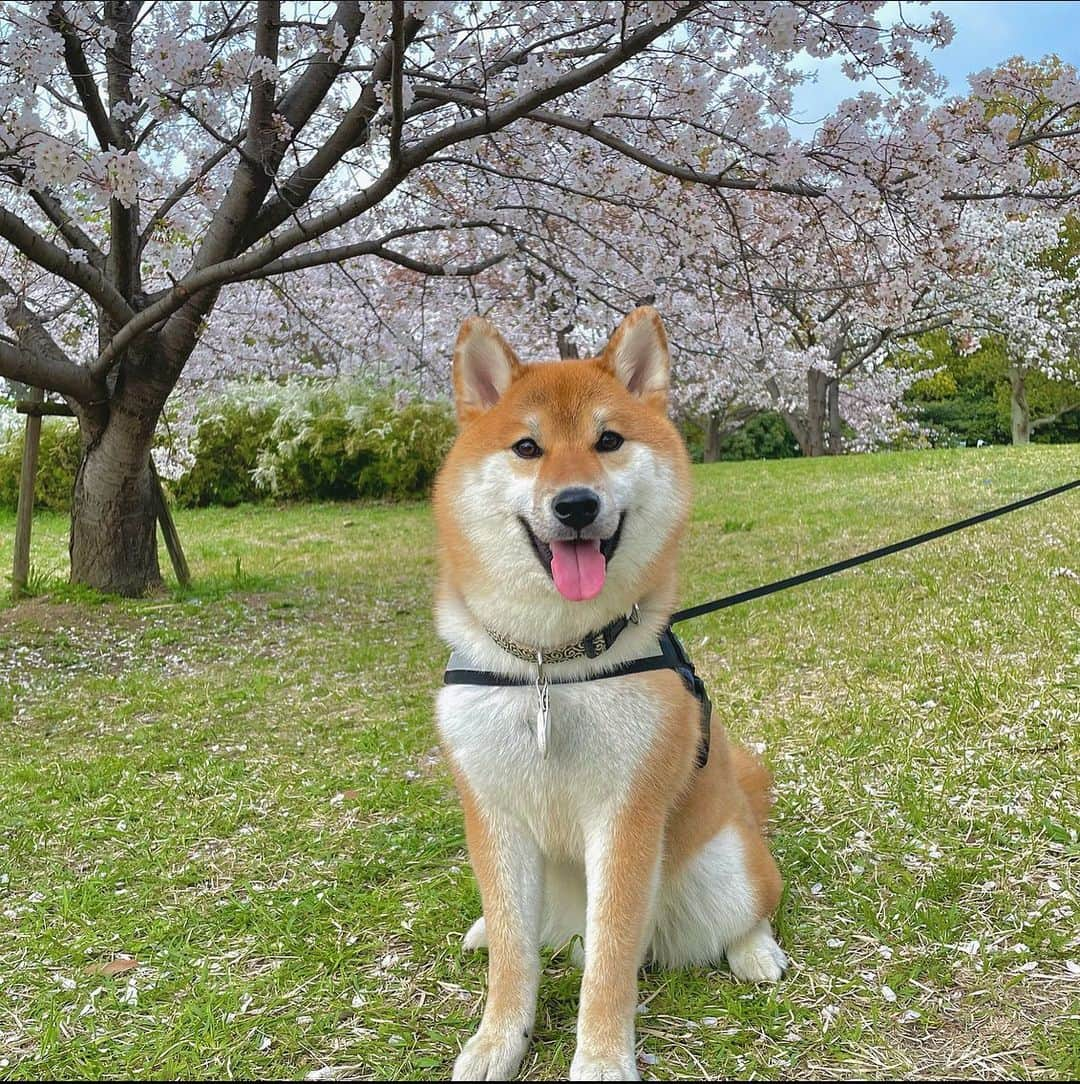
[904,327,1080,447]
[941,210,1080,445]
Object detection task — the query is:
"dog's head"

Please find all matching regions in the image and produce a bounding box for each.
[434,307,691,639]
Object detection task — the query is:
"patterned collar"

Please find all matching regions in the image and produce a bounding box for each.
[484,606,639,665]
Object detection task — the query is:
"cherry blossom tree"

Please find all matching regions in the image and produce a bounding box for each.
[2,2,1079,593]
[718,196,960,456]
[942,210,1079,444]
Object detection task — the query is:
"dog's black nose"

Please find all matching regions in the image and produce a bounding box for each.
[553,487,600,530]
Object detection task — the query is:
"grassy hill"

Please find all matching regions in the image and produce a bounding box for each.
[1,444,1078,1079]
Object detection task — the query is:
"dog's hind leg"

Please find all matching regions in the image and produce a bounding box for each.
[725,917,788,983]
[464,863,587,962]
[462,916,487,951]
[651,818,786,980]
[540,860,587,963]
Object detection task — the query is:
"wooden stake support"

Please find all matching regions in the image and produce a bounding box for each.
[10,390,192,593]
[15,400,76,417]
[11,387,44,598]
[150,459,191,588]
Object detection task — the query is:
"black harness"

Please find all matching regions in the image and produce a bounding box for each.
[444,626,712,769]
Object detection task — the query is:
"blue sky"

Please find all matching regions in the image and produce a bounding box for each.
[789,1,1080,125]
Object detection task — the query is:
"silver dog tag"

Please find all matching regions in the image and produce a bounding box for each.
[535,654,550,759]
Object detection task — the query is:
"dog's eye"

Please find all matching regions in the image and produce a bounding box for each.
[596,430,624,452]
[512,438,542,459]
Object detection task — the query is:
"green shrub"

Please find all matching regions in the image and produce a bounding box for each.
[353,395,457,497]
[908,394,1009,447]
[679,410,800,462]
[716,411,801,460]
[0,381,456,514]
[171,401,279,507]
[253,383,455,501]
[0,416,82,513]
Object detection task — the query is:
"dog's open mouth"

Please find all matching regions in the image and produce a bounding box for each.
[520,515,623,602]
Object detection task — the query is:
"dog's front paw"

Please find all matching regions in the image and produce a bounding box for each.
[569,1049,640,1081]
[453,1027,530,1081]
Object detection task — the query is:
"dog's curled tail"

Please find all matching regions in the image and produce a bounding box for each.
[731,744,774,831]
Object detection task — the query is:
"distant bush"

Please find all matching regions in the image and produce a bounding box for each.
[0,380,456,513]
[716,412,801,460]
[171,400,279,507]
[250,383,455,502]
[0,417,82,513]
[907,395,1009,447]
[680,410,801,462]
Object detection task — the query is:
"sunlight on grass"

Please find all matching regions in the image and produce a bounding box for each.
[1,445,1078,1080]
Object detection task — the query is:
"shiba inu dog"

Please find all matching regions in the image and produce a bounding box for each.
[433,307,786,1081]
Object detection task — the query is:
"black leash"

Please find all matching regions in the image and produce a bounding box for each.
[671,477,1080,626]
[444,476,1076,773]
[443,477,1076,772]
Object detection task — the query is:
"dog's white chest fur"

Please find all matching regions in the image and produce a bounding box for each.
[438,678,661,861]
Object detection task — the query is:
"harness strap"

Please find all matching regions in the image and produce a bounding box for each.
[444,629,711,769]
[444,653,673,687]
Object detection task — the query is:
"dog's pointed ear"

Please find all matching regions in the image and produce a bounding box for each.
[601,306,670,410]
[452,316,523,423]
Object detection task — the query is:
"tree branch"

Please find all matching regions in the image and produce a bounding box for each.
[272,2,364,131]
[0,278,102,402]
[30,189,105,265]
[105,0,139,303]
[1032,401,1080,429]
[0,165,106,265]
[0,206,135,326]
[1010,123,1080,150]
[944,186,1080,203]
[240,244,508,281]
[410,87,826,199]
[48,1,121,150]
[232,220,506,279]
[244,10,423,243]
[102,0,702,374]
[248,1,282,172]
[138,137,243,253]
[181,1,360,293]
[389,0,406,167]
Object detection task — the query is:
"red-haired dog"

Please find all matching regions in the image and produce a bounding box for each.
[434,308,786,1081]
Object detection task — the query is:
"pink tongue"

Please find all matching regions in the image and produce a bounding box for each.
[549,539,607,601]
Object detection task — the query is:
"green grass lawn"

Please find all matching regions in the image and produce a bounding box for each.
[1,444,1078,1081]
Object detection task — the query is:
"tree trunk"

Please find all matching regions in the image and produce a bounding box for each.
[780,410,808,456]
[68,364,170,596]
[826,376,842,454]
[69,421,161,595]
[1009,365,1031,445]
[801,369,830,456]
[703,410,721,462]
[557,326,580,358]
